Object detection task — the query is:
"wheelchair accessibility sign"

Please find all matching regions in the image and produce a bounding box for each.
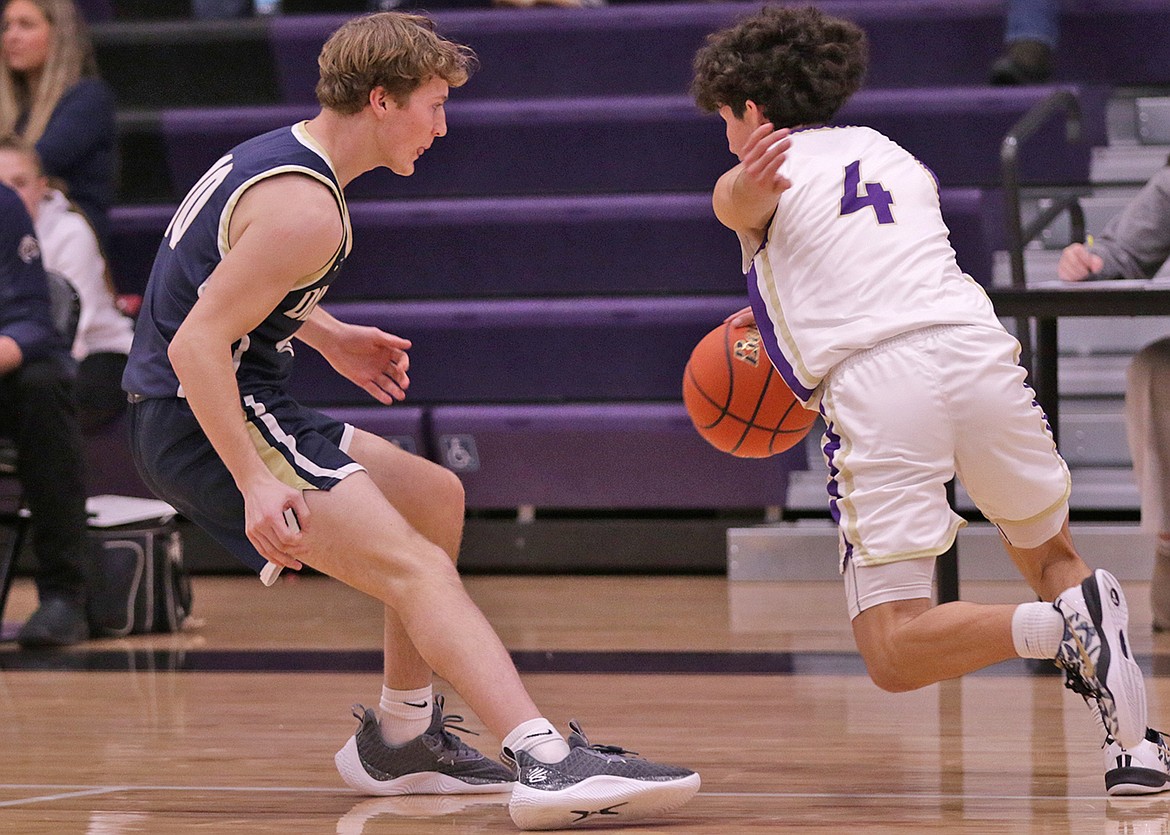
[439,434,480,473]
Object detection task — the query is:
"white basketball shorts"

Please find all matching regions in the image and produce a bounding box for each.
[818,324,1072,619]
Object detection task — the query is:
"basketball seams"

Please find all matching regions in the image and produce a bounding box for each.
[684,320,815,457]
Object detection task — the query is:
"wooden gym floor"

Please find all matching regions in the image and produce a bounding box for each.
[3,573,1170,833]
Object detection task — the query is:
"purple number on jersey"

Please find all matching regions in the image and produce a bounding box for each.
[840,160,895,224]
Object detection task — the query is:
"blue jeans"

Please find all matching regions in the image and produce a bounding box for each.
[1005,0,1059,48]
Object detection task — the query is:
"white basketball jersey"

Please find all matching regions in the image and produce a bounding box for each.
[740,125,998,406]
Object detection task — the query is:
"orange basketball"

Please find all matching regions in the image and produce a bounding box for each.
[682,321,818,458]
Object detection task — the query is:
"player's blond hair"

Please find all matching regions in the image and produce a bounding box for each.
[0,0,98,142]
[316,12,476,114]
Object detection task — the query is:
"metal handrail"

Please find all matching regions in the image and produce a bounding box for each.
[1000,89,1084,289]
[999,90,1085,381]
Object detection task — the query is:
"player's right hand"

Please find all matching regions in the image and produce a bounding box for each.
[738,122,792,198]
[244,479,309,570]
[1058,242,1104,282]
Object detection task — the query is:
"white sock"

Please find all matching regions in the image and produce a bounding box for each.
[378,684,433,745]
[503,718,571,764]
[1011,601,1065,659]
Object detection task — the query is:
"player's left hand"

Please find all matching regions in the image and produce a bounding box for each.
[325,324,412,404]
[724,305,755,328]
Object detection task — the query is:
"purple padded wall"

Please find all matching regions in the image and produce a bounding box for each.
[319,405,427,457]
[287,295,747,405]
[428,403,807,510]
[154,86,1102,207]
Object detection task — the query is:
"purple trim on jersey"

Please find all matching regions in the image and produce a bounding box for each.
[820,409,853,563]
[745,261,816,403]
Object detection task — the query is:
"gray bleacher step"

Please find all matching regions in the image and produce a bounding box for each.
[1136,97,1170,145]
[1059,353,1130,396]
[1091,144,1170,185]
[1035,191,1136,250]
[785,461,1139,515]
[727,520,1153,582]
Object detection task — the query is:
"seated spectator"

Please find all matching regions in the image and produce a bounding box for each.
[1058,162,1170,630]
[0,179,89,647]
[0,0,116,247]
[0,136,133,429]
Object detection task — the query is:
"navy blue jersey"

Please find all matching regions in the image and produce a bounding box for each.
[0,182,62,364]
[123,122,352,399]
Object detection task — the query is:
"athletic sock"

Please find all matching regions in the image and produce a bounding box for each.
[378,684,434,745]
[1011,600,1065,659]
[503,718,571,764]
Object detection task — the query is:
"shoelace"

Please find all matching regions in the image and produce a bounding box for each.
[568,719,638,757]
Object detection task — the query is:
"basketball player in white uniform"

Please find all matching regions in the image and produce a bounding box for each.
[692,5,1168,796]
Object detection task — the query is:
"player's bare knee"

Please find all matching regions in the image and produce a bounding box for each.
[380,540,462,604]
[435,465,465,515]
[858,644,924,693]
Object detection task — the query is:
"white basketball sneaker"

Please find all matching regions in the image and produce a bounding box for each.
[1053,569,1147,749]
[1105,728,1170,796]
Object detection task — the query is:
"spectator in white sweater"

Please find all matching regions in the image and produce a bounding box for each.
[0,135,131,427]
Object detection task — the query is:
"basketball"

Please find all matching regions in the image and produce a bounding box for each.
[682,321,818,458]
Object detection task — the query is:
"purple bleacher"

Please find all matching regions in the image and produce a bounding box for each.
[107,186,1000,302]
[319,405,427,457]
[338,195,740,299]
[268,2,1170,104]
[153,86,1102,207]
[107,205,168,295]
[84,414,153,499]
[428,402,805,510]
[287,295,747,405]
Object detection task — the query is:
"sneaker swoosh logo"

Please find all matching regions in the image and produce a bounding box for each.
[571,802,628,822]
[523,730,554,739]
[404,701,429,708]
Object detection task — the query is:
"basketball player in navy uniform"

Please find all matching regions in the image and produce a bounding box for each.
[122,12,698,830]
[692,6,1168,796]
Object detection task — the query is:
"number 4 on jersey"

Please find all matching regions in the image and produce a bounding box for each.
[840,160,894,225]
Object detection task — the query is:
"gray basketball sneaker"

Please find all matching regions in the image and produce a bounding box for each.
[1053,569,1147,749]
[504,720,700,830]
[335,695,515,795]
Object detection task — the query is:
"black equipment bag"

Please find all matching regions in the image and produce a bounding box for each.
[86,519,193,636]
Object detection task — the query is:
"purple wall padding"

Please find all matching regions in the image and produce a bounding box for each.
[287,295,747,405]
[428,402,807,510]
[319,405,427,457]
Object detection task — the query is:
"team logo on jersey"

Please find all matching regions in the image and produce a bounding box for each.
[285,286,329,321]
[733,326,763,367]
[17,234,40,264]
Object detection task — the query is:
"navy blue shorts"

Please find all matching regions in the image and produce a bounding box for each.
[128,391,365,573]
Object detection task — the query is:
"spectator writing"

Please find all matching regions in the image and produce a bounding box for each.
[1058,164,1170,632]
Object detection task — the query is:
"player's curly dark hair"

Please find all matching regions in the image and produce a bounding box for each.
[691,5,867,129]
